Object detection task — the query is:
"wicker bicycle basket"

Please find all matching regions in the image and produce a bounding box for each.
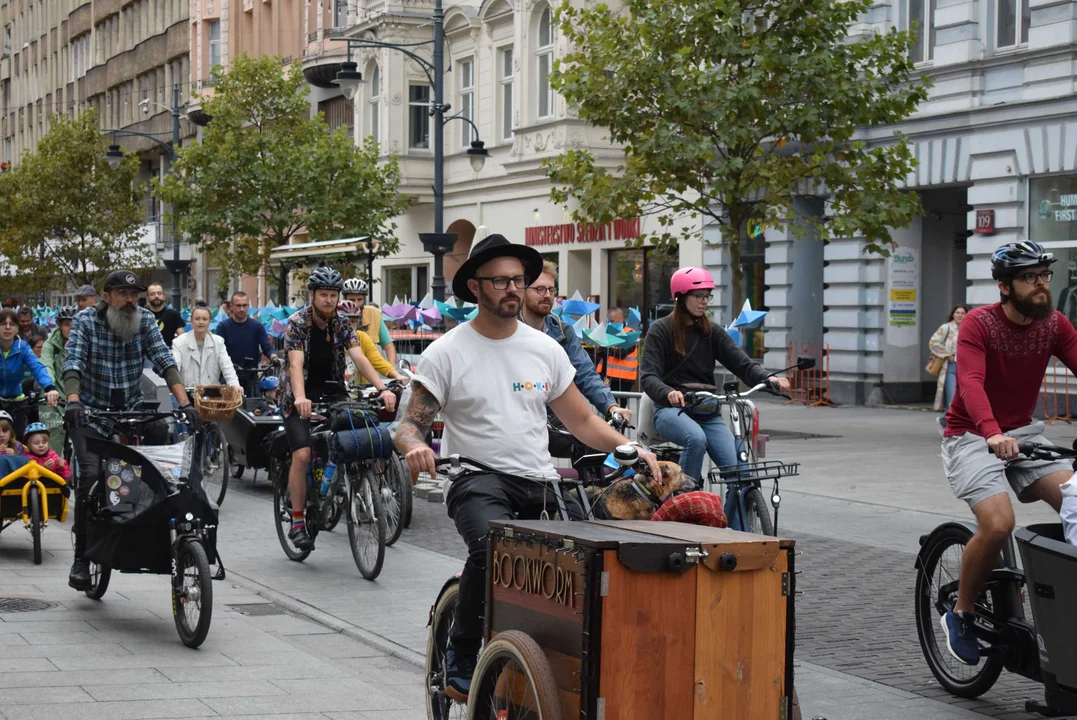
[193,385,243,422]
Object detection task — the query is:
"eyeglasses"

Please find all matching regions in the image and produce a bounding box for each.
[476,275,527,290]
[0,322,15,328]
[1014,270,1054,285]
[687,292,713,302]
[528,285,556,296]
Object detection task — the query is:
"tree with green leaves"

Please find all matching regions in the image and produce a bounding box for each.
[0,108,152,292]
[156,54,408,301]
[547,0,930,312]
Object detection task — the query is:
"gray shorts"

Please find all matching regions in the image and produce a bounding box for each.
[942,421,1072,508]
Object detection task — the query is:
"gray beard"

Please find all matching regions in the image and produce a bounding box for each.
[106,305,141,342]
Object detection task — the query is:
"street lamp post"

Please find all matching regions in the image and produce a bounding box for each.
[331,0,489,302]
[104,83,189,311]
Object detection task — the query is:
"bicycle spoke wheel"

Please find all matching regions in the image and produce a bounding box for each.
[29,485,42,565]
[323,486,345,532]
[467,631,564,720]
[426,582,467,720]
[173,539,213,648]
[347,467,385,580]
[85,561,111,600]
[201,426,229,507]
[744,487,774,536]
[273,460,310,562]
[914,526,1004,698]
[379,461,404,547]
[395,453,414,529]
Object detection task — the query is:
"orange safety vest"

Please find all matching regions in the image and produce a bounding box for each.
[597,349,639,380]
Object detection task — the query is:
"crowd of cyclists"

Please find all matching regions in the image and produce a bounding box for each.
[0,235,1071,698]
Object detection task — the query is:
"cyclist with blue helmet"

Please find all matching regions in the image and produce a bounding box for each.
[21,422,70,482]
[940,240,1077,666]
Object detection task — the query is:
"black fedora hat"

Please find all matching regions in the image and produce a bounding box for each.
[451,233,543,303]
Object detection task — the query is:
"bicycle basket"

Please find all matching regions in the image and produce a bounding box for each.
[710,460,800,484]
[194,385,243,422]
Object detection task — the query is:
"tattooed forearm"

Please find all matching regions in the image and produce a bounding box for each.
[393,382,441,454]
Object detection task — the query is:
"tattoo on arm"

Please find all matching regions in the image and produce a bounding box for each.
[394,382,441,452]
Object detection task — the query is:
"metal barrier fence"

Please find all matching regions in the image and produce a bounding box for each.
[785,341,833,407]
[1042,358,1072,424]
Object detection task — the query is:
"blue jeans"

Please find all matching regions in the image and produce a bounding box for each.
[653,407,737,482]
[944,360,957,410]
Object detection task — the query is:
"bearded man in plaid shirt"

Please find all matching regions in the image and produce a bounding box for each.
[61,270,203,592]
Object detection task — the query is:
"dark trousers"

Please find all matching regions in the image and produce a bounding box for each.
[445,473,584,653]
[71,421,170,559]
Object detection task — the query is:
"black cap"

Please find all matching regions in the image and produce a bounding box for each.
[451,233,543,303]
[102,270,147,293]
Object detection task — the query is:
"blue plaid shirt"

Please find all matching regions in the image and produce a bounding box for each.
[62,304,177,432]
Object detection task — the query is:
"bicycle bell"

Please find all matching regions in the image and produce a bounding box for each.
[614,444,638,466]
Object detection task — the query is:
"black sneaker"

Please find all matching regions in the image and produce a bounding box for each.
[288,524,315,550]
[444,645,478,703]
[68,559,91,591]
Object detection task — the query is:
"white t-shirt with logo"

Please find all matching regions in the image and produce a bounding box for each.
[412,321,576,480]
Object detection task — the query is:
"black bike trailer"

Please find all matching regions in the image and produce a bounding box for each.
[1015,523,1077,714]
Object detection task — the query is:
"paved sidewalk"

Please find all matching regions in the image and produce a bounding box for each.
[0,520,427,720]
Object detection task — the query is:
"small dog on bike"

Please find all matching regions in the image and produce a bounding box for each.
[588,460,703,521]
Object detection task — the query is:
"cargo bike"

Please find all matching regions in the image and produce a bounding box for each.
[424,450,798,720]
[74,398,224,648]
[0,455,69,565]
[915,440,1077,717]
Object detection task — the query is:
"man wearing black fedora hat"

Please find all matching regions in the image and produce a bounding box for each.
[394,233,660,702]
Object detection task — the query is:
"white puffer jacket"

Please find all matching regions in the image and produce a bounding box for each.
[172,332,241,388]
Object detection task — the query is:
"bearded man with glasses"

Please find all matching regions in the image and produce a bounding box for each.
[520,261,631,451]
[938,241,1077,667]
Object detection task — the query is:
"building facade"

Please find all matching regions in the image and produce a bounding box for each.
[1,0,196,304]
[758,0,1077,404]
[341,0,703,321]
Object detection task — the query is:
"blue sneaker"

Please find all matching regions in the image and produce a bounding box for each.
[941,609,980,665]
[444,645,478,703]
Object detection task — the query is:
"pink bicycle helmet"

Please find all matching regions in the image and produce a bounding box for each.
[670,267,715,299]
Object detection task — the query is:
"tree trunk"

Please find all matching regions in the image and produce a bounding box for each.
[725,208,745,323]
[277,263,289,306]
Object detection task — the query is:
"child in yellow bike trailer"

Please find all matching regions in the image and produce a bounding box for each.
[0,411,26,456]
[20,423,70,482]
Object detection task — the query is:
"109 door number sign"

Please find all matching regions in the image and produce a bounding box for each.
[975,209,996,234]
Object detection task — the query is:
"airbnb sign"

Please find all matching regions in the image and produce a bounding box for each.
[525,218,641,247]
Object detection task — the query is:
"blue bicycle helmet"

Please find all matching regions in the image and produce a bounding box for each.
[23,422,49,438]
[991,241,1056,280]
[260,376,280,391]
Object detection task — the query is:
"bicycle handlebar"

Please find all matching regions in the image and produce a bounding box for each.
[990,441,1077,461]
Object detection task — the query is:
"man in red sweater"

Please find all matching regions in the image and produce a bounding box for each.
[940,240,1077,666]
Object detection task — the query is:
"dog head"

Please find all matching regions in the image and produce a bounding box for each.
[591,461,697,521]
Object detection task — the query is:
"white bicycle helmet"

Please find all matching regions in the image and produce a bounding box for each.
[343,278,368,295]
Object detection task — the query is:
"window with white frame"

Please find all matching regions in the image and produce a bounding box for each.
[908,0,936,63]
[409,84,431,150]
[536,7,554,118]
[208,20,221,69]
[997,0,1031,48]
[369,65,380,143]
[499,46,514,141]
[459,58,475,147]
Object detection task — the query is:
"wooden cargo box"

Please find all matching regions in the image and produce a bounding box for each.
[485,519,796,720]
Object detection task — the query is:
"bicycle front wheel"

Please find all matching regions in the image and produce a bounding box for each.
[395,453,414,529]
[467,630,564,720]
[379,461,404,547]
[173,539,213,648]
[201,425,229,507]
[347,467,386,580]
[914,525,1004,698]
[426,581,467,720]
[744,487,775,536]
[29,485,42,565]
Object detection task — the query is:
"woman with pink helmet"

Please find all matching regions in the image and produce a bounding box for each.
[639,267,790,482]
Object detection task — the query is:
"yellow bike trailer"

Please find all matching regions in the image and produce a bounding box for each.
[0,455,69,565]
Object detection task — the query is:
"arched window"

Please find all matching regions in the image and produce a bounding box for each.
[536,6,553,119]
